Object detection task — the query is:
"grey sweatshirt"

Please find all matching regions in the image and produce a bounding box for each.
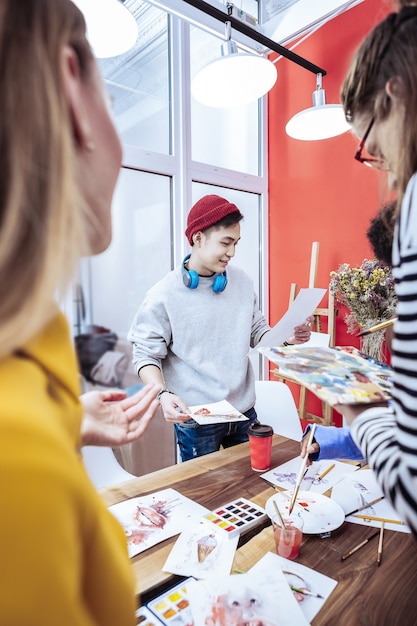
[128,264,270,413]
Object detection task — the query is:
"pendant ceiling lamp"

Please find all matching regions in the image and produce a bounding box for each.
[191,22,278,108]
[286,73,351,140]
[72,0,138,58]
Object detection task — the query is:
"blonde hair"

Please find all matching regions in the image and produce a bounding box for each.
[341,1,417,210]
[0,0,94,358]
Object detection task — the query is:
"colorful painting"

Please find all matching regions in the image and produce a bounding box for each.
[108,488,209,557]
[258,344,393,406]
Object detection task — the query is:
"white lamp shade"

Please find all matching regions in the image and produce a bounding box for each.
[192,53,278,108]
[72,0,138,58]
[286,104,351,140]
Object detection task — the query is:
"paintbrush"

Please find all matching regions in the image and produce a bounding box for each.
[357,318,397,337]
[340,530,379,561]
[290,585,324,599]
[345,495,385,517]
[377,522,385,566]
[317,463,335,481]
[353,514,405,525]
[288,423,316,515]
[273,500,287,530]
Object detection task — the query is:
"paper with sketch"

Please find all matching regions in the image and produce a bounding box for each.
[163,521,239,580]
[108,488,209,557]
[259,344,393,406]
[250,551,337,623]
[188,400,248,425]
[256,287,326,350]
[261,457,359,495]
[331,469,411,533]
[186,567,308,626]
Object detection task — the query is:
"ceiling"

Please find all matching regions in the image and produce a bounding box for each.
[99,0,364,143]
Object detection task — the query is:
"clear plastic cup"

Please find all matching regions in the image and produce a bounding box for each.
[271,515,304,560]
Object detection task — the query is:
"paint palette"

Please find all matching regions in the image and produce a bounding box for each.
[135,605,164,625]
[201,497,267,538]
[146,578,194,625]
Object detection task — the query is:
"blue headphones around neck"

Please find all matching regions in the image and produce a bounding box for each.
[182,254,227,293]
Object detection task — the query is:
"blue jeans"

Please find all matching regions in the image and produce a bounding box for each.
[175,407,258,462]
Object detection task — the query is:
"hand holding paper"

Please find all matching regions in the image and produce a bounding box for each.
[256,288,326,350]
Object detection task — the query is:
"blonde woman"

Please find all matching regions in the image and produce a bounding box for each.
[0,1,158,623]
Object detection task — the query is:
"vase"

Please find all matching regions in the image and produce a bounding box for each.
[360,330,386,362]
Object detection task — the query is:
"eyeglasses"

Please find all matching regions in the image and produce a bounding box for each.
[354,118,390,171]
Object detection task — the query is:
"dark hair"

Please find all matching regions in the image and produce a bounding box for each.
[366,202,396,266]
[205,211,244,235]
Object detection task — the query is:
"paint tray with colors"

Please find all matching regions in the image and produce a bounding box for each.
[135,605,164,625]
[201,497,267,538]
[146,578,194,625]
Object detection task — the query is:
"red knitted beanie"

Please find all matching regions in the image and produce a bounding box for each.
[185,195,241,245]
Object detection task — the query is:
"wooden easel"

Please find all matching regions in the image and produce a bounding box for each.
[282,242,335,425]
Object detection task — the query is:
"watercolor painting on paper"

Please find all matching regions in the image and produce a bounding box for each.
[187,569,308,626]
[163,522,239,579]
[261,457,359,495]
[108,488,209,557]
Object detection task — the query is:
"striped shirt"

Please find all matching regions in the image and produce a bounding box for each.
[351,172,417,536]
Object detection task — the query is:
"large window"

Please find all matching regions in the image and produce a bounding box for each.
[88,169,172,336]
[190,27,260,175]
[78,1,269,379]
[98,2,170,154]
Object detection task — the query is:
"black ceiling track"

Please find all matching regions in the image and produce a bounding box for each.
[181,0,327,76]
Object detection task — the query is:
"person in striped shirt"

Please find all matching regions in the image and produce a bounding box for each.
[338,0,417,536]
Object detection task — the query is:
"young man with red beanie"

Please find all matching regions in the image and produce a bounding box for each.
[128,195,311,461]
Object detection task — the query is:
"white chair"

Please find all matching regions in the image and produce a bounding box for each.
[81,445,137,490]
[254,380,303,442]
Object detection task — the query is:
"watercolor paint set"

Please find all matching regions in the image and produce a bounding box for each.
[201,497,267,538]
[141,577,194,625]
[135,605,164,625]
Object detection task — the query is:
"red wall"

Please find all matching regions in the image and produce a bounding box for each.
[267,0,392,422]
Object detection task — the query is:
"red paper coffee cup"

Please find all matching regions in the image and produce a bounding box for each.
[248,423,273,472]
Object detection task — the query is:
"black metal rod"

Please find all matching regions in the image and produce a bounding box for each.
[181,0,326,76]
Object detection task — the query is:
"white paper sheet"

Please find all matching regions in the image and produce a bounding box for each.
[261,457,359,495]
[187,400,248,425]
[163,521,239,579]
[250,551,338,623]
[256,287,326,350]
[331,469,411,533]
[108,488,210,557]
[187,567,308,626]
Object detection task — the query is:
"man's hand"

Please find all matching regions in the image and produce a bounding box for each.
[286,315,313,345]
[159,391,190,424]
[80,384,159,447]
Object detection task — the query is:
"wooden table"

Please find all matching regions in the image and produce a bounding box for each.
[100,435,417,625]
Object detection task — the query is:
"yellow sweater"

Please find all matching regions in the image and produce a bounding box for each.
[0,313,136,625]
